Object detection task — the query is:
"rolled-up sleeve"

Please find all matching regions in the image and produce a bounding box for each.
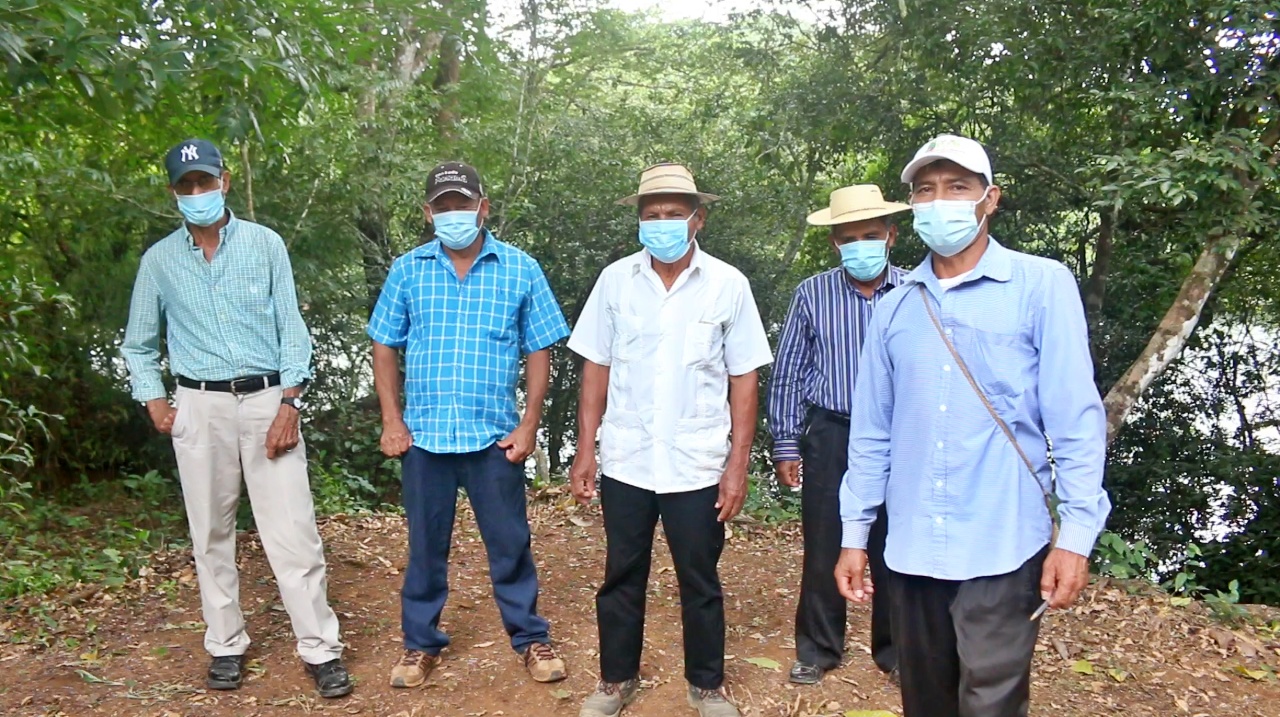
[1036,266,1110,557]
[768,287,813,463]
[122,255,168,402]
[840,305,895,549]
[268,234,313,388]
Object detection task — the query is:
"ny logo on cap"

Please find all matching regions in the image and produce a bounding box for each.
[180,144,200,162]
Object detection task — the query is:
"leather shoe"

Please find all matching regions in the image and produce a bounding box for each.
[788,660,825,685]
[207,655,244,690]
[305,658,354,698]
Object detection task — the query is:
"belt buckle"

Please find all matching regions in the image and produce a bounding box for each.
[229,377,258,395]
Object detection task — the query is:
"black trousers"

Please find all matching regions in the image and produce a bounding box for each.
[596,475,725,690]
[889,544,1050,717]
[795,408,894,672]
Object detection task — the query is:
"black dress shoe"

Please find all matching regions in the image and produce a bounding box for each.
[207,655,245,690]
[304,658,354,698]
[788,660,826,685]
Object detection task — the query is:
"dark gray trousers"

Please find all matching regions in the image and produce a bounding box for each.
[889,544,1049,717]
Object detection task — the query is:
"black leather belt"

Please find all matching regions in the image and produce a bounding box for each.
[177,373,281,394]
[809,405,851,426]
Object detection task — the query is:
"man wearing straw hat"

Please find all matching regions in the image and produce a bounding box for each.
[768,185,910,685]
[568,163,773,717]
[834,135,1110,716]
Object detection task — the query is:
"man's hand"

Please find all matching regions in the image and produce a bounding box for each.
[775,460,801,488]
[835,548,872,602]
[380,417,413,458]
[1040,548,1090,609]
[265,405,301,459]
[497,422,537,464]
[715,462,749,522]
[146,398,176,434]
[569,450,598,506]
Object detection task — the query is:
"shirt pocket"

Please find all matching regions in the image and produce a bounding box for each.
[682,320,723,366]
[477,289,521,344]
[952,326,1035,401]
[612,314,645,363]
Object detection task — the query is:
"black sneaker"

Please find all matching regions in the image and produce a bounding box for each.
[207,655,245,690]
[305,658,354,698]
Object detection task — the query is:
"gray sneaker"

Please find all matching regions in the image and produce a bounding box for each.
[579,679,640,717]
[686,685,740,717]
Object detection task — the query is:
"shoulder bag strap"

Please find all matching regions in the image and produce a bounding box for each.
[917,284,1059,545]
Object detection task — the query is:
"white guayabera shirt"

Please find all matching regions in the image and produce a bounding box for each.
[569,246,774,493]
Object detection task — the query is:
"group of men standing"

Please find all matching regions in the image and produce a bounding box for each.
[123,133,1109,717]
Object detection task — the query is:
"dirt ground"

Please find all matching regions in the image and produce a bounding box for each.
[3,488,1280,717]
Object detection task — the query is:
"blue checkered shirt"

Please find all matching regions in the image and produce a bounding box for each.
[122,213,312,402]
[367,230,570,454]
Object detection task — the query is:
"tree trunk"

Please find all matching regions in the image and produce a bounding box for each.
[434,34,462,138]
[1102,232,1240,444]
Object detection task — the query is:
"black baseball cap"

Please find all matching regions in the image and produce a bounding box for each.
[165,139,224,184]
[425,161,485,202]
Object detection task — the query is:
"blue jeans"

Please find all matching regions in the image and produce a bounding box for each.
[400,444,550,654]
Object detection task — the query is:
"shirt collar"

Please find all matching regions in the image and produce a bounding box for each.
[904,235,1012,290]
[181,210,237,249]
[413,227,501,262]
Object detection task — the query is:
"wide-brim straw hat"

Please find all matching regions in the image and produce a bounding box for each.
[806,184,911,226]
[616,163,722,206]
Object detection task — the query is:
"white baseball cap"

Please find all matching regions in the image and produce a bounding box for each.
[900,134,993,185]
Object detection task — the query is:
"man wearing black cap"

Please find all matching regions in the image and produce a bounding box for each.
[122,140,352,697]
[369,161,571,689]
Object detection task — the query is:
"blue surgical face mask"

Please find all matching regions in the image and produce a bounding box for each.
[176,186,226,227]
[839,239,888,281]
[433,210,481,250]
[638,213,695,264]
[911,187,991,257]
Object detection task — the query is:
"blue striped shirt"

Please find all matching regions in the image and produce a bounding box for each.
[367,230,570,454]
[122,213,312,402]
[839,239,1111,580]
[768,266,909,462]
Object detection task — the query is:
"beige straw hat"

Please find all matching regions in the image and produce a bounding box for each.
[616,163,722,206]
[806,185,910,226]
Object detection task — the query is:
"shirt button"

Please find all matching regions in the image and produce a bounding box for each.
[945,328,953,336]
[939,404,947,412]
[935,516,944,525]
[943,365,951,372]
[936,481,943,488]
[936,441,944,449]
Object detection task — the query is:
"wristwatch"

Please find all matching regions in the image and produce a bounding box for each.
[281,396,305,412]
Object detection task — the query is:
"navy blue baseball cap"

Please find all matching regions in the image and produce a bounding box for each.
[164,139,224,184]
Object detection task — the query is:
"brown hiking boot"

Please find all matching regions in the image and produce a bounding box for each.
[686,685,740,717]
[389,649,440,688]
[523,642,567,683]
[580,678,640,717]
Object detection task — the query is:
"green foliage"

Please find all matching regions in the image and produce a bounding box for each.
[1093,531,1155,581]
[742,474,801,524]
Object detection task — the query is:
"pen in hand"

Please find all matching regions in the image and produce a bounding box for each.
[1030,599,1049,621]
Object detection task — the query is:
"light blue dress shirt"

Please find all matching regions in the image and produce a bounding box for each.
[839,238,1110,581]
[122,213,312,402]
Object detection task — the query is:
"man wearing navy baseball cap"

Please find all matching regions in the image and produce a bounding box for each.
[369,161,571,689]
[122,139,353,698]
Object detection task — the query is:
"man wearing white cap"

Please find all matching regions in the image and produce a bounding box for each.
[768,185,910,685]
[833,135,1110,716]
[568,163,773,717]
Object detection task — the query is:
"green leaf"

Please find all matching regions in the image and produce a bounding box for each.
[1171,596,1193,607]
[551,688,572,699]
[1108,668,1127,682]
[1233,665,1269,681]
[1071,659,1094,675]
[743,657,781,670]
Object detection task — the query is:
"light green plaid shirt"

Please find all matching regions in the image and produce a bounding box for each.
[122,212,312,401]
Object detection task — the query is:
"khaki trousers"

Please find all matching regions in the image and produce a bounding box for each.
[171,385,343,664]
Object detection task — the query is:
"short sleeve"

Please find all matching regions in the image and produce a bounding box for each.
[723,275,773,376]
[566,271,614,366]
[367,258,410,348]
[519,261,571,354]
